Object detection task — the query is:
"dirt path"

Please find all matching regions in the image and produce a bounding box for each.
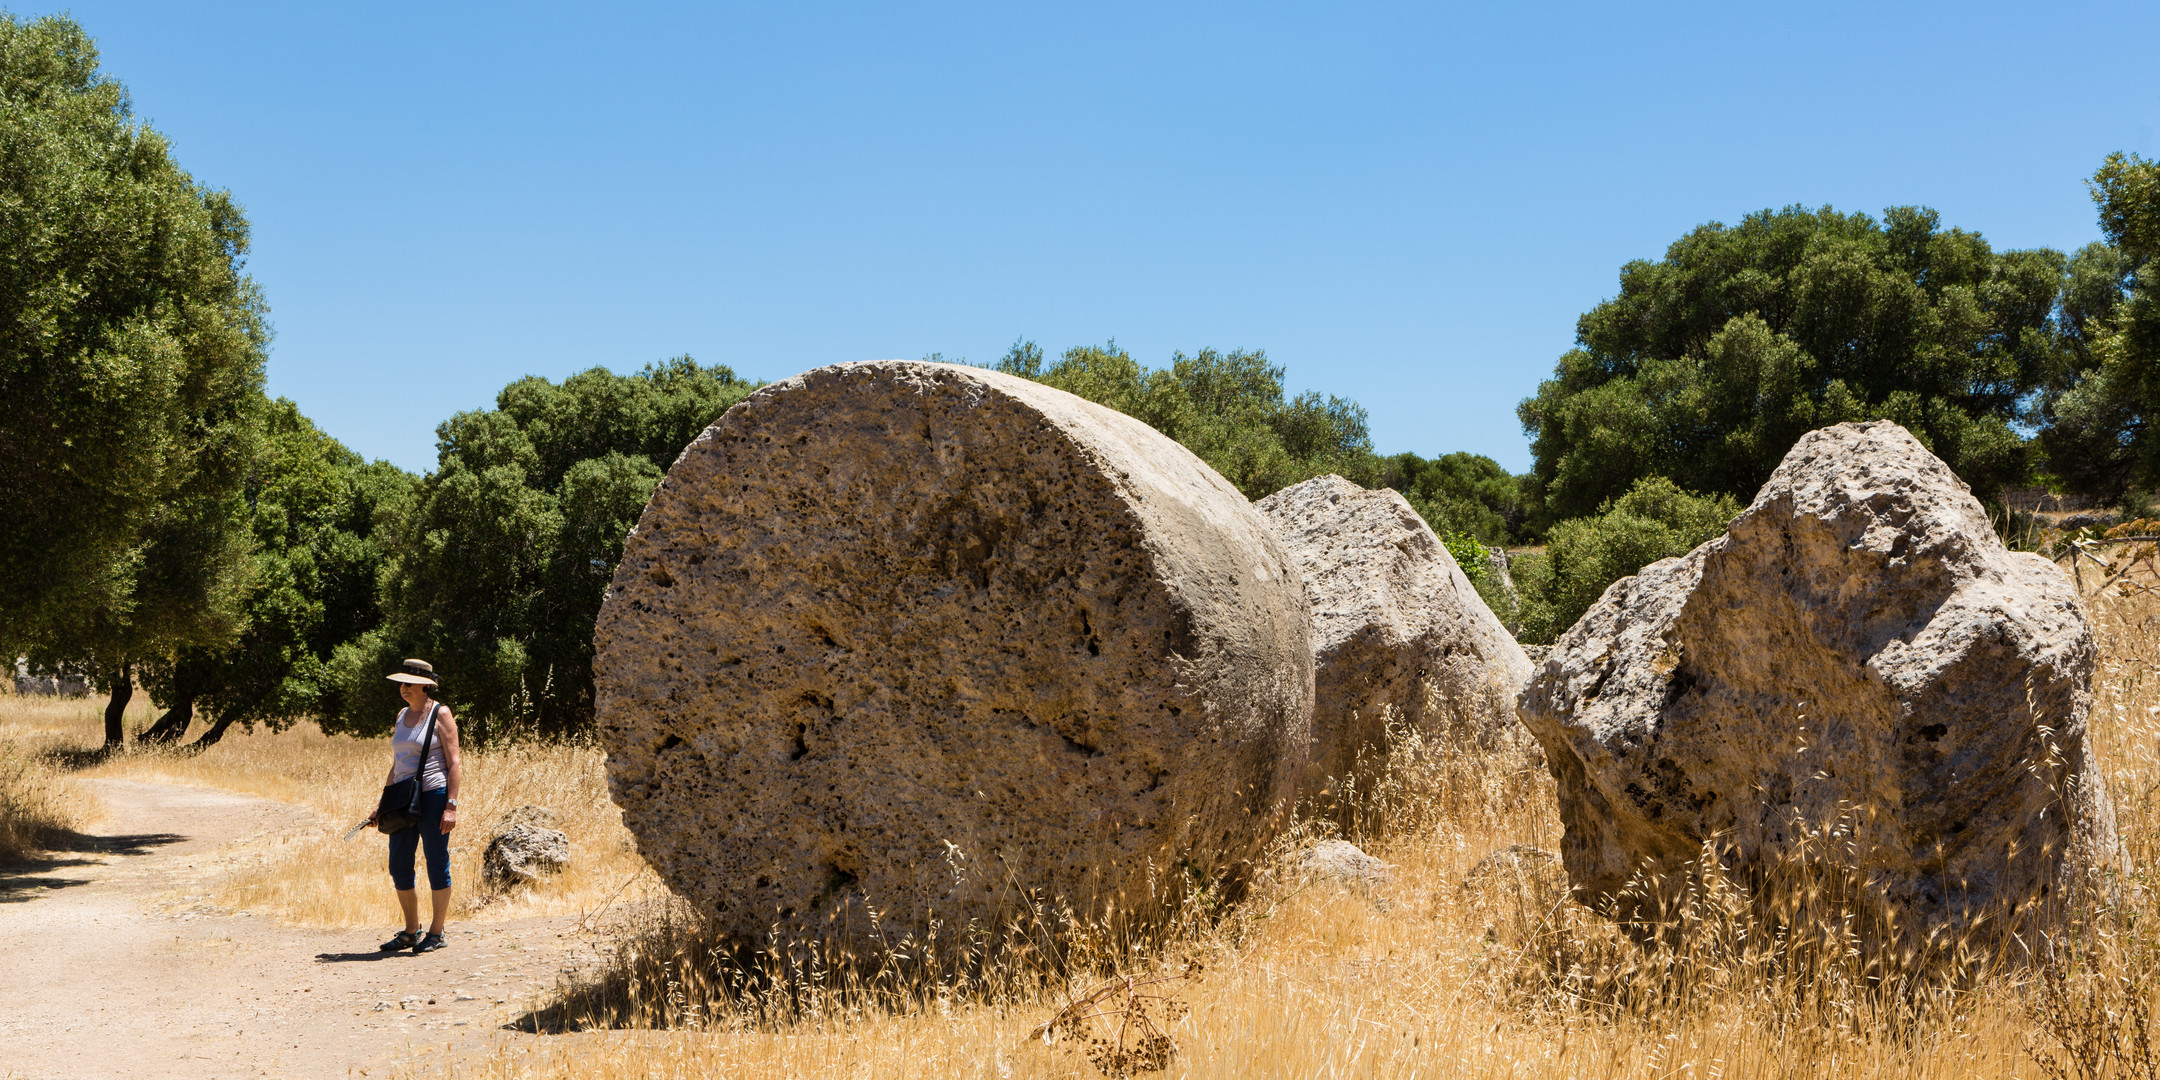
[0,779,591,1079]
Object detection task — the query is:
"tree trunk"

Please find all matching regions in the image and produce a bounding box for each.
[102,665,133,750]
[140,695,197,745]
[189,713,239,751]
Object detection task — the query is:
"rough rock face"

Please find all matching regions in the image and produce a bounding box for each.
[1257,475,1532,801]
[594,360,1314,949]
[1289,839,1393,887]
[483,822,571,888]
[1519,422,2125,950]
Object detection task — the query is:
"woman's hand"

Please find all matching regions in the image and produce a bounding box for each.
[439,805,458,836]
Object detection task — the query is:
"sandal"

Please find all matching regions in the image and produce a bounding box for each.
[380,929,420,952]
[414,931,447,954]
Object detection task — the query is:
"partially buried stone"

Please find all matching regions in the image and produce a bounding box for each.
[594,360,1314,951]
[482,814,569,888]
[1518,421,2126,956]
[1256,475,1532,809]
[1289,839,1392,887]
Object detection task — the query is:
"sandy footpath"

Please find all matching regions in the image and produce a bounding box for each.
[0,778,593,1079]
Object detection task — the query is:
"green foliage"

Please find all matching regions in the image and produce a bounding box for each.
[1519,204,2069,526]
[1438,531,1491,587]
[993,341,1381,499]
[139,400,408,738]
[1509,478,1742,644]
[0,14,268,729]
[326,358,757,738]
[1381,451,1525,544]
[2037,153,2160,505]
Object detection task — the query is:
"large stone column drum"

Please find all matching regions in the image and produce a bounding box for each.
[1257,475,1532,810]
[594,361,1314,950]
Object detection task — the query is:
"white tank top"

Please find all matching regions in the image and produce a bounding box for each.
[390,705,448,791]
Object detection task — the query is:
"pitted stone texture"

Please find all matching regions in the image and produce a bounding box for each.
[594,360,1314,948]
[1289,839,1393,887]
[483,822,570,888]
[1257,475,1532,802]
[1520,421,2125,950]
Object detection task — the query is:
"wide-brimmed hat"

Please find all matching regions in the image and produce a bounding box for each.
[386,658,439,687]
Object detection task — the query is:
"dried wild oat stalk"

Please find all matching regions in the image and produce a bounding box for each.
[1032,965,1198,1078]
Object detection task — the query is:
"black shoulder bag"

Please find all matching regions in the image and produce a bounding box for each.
[376,703,440,835]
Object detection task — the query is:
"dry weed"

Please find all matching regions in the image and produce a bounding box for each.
[0,697,96,863]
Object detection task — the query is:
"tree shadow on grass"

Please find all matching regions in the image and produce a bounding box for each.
[39,744,120,772]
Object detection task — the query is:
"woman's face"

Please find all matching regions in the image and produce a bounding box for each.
[399,681,430,707]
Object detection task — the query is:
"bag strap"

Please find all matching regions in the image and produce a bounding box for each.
[408,703,441,812]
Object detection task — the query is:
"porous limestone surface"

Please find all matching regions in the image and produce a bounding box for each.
[593,360,1314,948]
[482,823,570,887]
[1257,475,1532,803]
[1289,839,1393,886]
[1519,421,2125,950]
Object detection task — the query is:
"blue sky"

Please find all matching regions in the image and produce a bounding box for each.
[30,1,2160,473]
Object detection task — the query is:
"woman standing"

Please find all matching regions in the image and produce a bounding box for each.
[372,658,463,954]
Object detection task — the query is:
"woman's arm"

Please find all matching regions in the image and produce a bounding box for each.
[436,708,462,835]
[373,709,401,818]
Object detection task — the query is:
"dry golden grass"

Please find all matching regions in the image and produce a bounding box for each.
[0,693,98,863]
[439,568,2160,1080]
[452,744,2053,1080]
[0,695,655,926]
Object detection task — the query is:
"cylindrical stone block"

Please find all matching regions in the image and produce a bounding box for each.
[594,360,1313,949]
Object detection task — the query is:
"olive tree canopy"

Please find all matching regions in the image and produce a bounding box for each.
[1519,205,2068,524]
[0,15,268,744]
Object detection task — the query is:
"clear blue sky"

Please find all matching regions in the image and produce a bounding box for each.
[28,1,2160,474]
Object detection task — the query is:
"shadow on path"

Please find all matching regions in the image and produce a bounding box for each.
[314,950,418,964]
[0,829,188,902]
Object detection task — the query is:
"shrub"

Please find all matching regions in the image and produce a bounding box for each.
[1511,478,1742,644]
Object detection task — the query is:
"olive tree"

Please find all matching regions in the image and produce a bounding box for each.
[0,15,267,746]
[1519,205,2070,526]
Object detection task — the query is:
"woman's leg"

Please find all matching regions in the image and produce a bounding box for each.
[418,788,453,935]
[388,823,422,932]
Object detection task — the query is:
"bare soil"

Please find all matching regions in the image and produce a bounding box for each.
[0,778,590,1079]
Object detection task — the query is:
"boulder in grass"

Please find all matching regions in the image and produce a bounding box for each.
[1289,839,1393,887]
[594,360,1314,950]
[483,807,570,888]
[1519,421,2127,957]
[1257,475,1533,806]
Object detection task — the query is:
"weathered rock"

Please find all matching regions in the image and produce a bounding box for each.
[1257,475,1532,803]
[594,360,1314,949]
[2058,511,2119,532]
[1519,421,2125,953]
[1289,839,1393,887]
[483,813,570,888]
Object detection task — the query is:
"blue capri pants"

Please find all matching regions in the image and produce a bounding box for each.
[388,787,452,892]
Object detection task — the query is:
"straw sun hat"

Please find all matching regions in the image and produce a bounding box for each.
[385,658,439,687]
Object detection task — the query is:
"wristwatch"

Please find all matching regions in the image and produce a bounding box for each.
[446,798,459,808]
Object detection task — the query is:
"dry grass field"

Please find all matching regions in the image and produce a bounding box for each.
[2,561,2157,1079]
[0,696,660,926]
[0,701,96,863]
